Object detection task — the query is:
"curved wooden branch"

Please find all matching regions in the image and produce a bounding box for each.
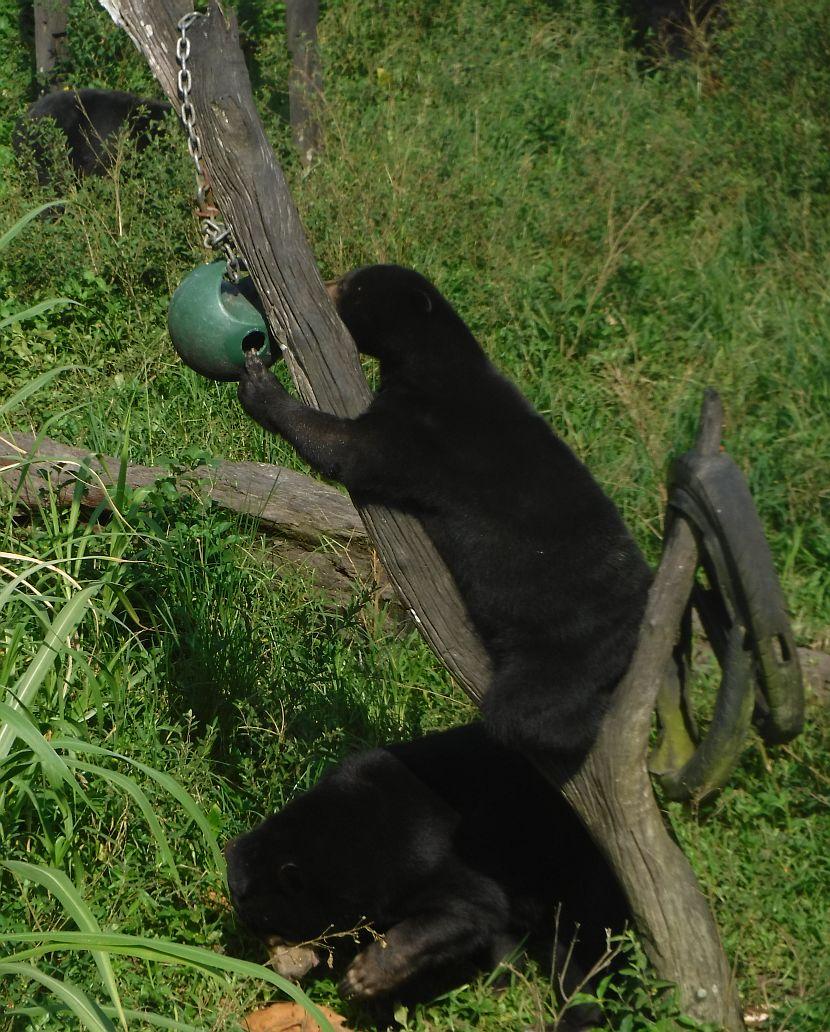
[542,392,743,1027]
[96,3,743,1026]
[0,432,364,548]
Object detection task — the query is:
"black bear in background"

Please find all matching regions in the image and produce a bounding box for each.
[225,723,627,1026]
[623,0,722,55]
[238,265,652,758]
[15,88,172,180]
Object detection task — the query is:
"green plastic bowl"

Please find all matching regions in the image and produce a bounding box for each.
[168,260,274,381]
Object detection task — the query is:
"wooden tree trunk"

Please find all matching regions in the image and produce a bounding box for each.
[96,2,744,1026]
[33,0,69,81]
[285,0,323,168]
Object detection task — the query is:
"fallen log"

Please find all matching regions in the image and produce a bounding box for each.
[0,430,391,604]
[0,432,362,545]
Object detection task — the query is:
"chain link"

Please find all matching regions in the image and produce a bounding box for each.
[176,12,245,281]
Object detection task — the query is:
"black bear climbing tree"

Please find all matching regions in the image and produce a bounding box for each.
[98,1,745,1027]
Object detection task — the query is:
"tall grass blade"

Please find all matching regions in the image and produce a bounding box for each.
[0,552,83,615]
[2,862,127,1029]
[0,584,100,761]
[5,1006,204,1032]
[0,366,75,418]
[0,961,115,1032]
[102,1007,205,1031]
[114,441,129,511]
[0,202,69,250]
[0,297,76,330]
[52,737,225,871]
[0,701,77,791]
[65,760,182,886]
[1,930,336,1032]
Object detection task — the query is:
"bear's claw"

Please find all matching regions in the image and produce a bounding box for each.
[238,350,284,421]
[339,942,409,1000]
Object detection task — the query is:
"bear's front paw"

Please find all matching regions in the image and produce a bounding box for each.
[339,941,410,1000]
[237,350,284,421]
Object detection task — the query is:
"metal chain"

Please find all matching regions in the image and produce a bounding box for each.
[176,12,245,282]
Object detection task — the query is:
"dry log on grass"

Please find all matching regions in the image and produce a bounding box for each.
[0,432,361,545]
[0,431,392,605]
[92,2,744,1026]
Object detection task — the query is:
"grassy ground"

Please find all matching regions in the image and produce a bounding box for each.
[0,0,828,1028]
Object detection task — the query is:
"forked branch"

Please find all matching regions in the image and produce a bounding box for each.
[97,2,744,1026]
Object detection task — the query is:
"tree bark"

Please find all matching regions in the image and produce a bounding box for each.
[96,2,743,1026]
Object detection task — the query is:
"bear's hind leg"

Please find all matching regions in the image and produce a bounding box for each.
[481,654,605,757]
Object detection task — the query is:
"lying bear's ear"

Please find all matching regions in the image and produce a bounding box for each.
[279,861,305,893]
[412,289,433,315]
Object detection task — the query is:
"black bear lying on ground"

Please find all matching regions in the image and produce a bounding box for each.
[16,88,172,179]
[225,723,627,1025]
[238,264,651,756]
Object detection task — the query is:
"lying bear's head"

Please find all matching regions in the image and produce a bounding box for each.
[224,748,451,948]
[326,264,483,369]
[224,786,368,945]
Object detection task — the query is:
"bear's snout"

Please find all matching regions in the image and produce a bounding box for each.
[224,836,254,904]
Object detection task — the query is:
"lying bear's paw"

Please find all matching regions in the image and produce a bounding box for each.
[339,940,411,1000]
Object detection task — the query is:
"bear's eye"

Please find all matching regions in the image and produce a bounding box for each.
[279,862,305,894]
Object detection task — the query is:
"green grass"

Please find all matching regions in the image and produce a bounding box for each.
[1,0,829,1028]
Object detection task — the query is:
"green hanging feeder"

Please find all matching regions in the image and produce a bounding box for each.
[168,260,275,381]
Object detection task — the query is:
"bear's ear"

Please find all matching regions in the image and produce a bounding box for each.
[412,289,433,315]
[279,861,305,894]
